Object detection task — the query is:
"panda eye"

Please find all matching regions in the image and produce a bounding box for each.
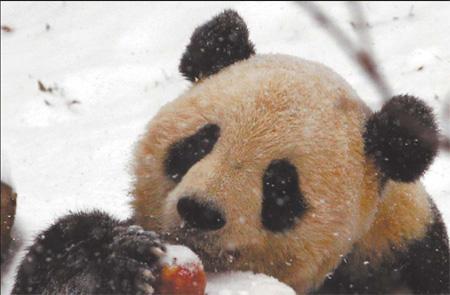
[261,159,308,232]
[165,124,220,182]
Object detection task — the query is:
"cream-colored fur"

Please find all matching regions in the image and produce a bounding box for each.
[132,54,432,293]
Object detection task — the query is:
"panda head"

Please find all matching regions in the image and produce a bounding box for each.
[132,10,439,292]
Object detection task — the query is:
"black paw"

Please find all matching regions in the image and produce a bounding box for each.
[103,225,166,294]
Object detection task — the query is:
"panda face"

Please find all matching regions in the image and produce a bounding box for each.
[132,54,381,291]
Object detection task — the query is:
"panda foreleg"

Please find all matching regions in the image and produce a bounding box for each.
[315,207,449,294]
[400,208,449,294]
[12,211,165,294]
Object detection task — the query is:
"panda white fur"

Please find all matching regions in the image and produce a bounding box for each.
[13,10,449,294]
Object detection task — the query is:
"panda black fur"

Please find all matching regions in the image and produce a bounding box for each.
[13,10,449,294]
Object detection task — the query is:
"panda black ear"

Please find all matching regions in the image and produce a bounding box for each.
[179,9,255,82]
[364,95,439,182]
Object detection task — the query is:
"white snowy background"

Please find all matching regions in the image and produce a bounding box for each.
[1,2,449,294]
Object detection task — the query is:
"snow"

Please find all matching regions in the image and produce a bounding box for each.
[161,245,202,268]
[1,2,449,294]
[206,272,295,295]
[160,245,293,293]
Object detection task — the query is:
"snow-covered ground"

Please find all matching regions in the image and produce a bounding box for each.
[1,2,449,294]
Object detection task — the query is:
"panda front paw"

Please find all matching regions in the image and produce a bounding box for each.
[103,225,166,294]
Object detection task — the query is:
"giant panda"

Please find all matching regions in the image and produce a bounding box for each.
[12,10,449,294]
[1,151,17,264]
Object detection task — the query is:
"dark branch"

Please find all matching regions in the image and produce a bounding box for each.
[297,1,392,101]
[297,1,450,151]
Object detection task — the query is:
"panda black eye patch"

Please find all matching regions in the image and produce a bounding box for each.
[165,124,220,182]
[262,159,308,232]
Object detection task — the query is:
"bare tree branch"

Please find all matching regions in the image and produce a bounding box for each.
[297,1,392,101]
[347,2,372,55]
[297,1,450,152]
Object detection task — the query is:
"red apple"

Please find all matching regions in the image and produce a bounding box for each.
[157,245,206,295]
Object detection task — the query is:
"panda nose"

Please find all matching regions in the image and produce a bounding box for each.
[177,197,226,231]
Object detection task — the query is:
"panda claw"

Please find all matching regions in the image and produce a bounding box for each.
[137,282,154,295]
[150,246,165,258]
[140,268,156,281]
